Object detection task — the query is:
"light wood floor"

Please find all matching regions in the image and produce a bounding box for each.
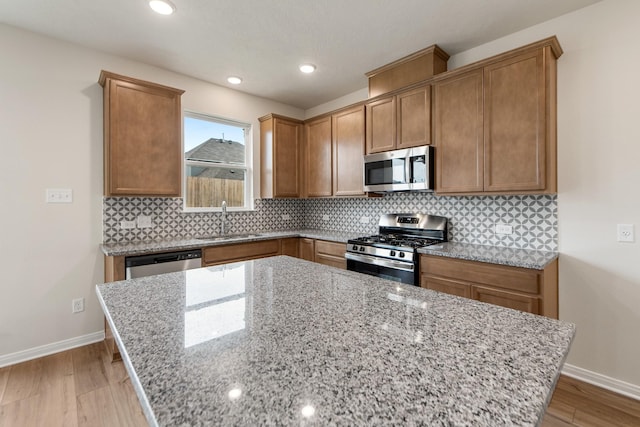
[1,342,639,426]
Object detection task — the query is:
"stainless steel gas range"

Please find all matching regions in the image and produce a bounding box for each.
[345,213,448,286]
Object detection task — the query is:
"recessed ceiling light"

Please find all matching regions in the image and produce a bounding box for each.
[299,64,316,74]
[227,76,242,85]
[149,0,176,15]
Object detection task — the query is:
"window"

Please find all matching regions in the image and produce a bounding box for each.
[183,112,252,211]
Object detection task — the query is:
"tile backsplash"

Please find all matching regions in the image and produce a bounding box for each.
[104,193,557,251]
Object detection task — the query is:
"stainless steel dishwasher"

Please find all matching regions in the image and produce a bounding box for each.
[125,249,202,279]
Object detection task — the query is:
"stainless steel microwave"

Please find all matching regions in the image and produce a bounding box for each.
[363,145,434,192]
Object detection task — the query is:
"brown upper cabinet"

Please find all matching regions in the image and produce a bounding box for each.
[304,105,366,197]
[259,114,303,198]
[433,37,561,194]
[366,84,432,154]
[99,71,184,197]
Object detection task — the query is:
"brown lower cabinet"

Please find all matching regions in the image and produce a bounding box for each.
[299,238,315,261]
[420,254,557,318]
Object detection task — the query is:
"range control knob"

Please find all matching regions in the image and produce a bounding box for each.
[359,246,365,252]
[399,252,405,258]
[390,250,396,257]
[352,245,358,251]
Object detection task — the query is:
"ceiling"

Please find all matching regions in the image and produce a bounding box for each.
[0,0,600,109]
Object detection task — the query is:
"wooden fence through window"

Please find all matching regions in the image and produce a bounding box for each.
[186,177,244,207]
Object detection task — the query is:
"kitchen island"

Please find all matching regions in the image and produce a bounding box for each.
[96,256,574,426]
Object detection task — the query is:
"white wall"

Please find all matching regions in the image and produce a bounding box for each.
[0,24,303,364]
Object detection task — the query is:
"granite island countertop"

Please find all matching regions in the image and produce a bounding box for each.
[96,256,575,427]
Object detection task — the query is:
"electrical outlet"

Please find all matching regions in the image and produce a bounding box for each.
[321,214,330,221]
[360,216,370,224]
[281,214,291,220]
[495,224,513,235]
[120,220,136,229]
[72,298,84,313]
[46,188,73,203]
[137,215,153,228]
[617,224,635,242]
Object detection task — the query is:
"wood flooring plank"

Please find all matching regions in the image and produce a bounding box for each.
[34,370,78,427]
[0,359,43,404]
[546,395,576,423]
[0,394,39,427]
[72,343,109,396]
[0,367,9,403]
[109,377,148,427]
[541,413,575,427]
[76,386,121,427]
[559,375,640,419]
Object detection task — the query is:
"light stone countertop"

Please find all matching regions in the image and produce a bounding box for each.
[102,230,558,270]
[100,229,362,257]
[418,242,559,270]
[96,256,575,427]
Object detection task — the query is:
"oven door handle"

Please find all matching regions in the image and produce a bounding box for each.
[345,252,415,272]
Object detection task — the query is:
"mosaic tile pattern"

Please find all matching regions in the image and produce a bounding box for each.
[103,198,304,243]
[103,193,557,251]
[303,193,557,251]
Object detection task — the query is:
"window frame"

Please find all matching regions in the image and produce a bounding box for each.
[182,111,254,212]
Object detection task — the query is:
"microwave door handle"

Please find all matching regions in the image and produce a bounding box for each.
[405,155,412,184]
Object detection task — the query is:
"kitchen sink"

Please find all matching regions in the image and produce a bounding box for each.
[196,233,264,241]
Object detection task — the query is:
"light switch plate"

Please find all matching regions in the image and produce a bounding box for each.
[495,224,513,235]
[137,215,153,228]
[360,216,370,224]
[281,214,291,221]
[322,214,330,221]
[120,220,136,229]
[46,188,73,203]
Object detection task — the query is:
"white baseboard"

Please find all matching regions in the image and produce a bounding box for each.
[562,363,640,401]
[0,331,105,368]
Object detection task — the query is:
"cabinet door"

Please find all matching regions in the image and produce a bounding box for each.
[273,118,301,197]
[472,285,540,315]
[306,116,333,197]
[299,238,315,261]
[280,238,300,257]
[421,274,471,298]
[433,69,484,193]
[365,96,396,154]
[397,85,431,149]
[104,76,183,196]
[333,106,365,196]
[484,49,546,191]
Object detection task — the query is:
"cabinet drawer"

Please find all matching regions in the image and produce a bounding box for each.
[420,256,539,294]
[203,240,280,265]
[421,274,471,298]
[315,240,346,269]
[472,285,540,315]
[315,240,346,258]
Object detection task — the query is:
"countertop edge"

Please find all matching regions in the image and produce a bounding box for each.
[102,232,559,270]
[419,242,559,270]
[95,285,159,427]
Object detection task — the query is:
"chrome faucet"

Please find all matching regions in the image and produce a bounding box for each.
[220,200,227,235]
